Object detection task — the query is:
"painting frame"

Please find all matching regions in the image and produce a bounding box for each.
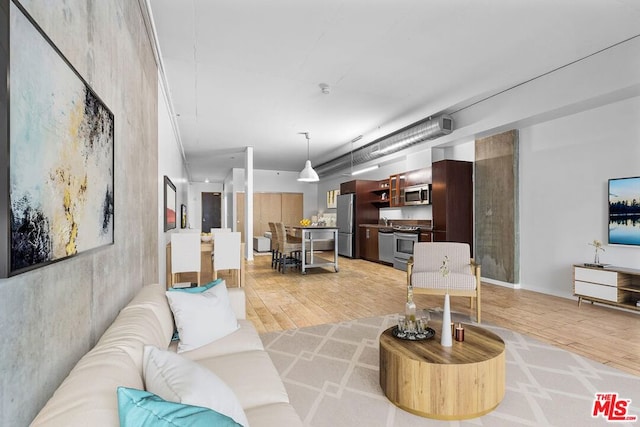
[180,204,187,229]
[327,189,340,209]
[164,176,177,232]
[1,0,115,277]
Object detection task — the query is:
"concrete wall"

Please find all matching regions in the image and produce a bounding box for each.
[0,1,158,425]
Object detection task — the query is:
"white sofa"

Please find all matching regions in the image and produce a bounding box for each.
[31,283,302,426]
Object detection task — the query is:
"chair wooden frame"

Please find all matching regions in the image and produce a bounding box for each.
[407,244,481,323]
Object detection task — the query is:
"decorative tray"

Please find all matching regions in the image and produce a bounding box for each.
[391,326,435,341]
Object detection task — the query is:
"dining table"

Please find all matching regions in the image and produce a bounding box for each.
[166,241,245,288]
[288,226,339,274]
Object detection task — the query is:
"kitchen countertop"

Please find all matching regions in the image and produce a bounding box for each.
[359,223,433,232]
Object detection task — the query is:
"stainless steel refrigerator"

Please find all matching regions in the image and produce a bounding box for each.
[337,193,355,257]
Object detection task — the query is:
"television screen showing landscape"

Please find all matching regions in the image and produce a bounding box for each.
[608,176,640,246]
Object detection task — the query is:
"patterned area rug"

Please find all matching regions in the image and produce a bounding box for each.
[260,313,640,426]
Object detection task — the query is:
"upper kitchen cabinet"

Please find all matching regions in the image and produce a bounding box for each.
[403,168,431,187]
[431,160,473,249]
[371,179,390,207]
[388,174,405,207]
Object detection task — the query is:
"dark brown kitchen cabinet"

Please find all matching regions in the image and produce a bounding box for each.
[388,174,404,207]
[371,179,390,207]
[403,168,430,187]
[419,231,432,242]
[431,160,473,250]
[359,226,379,261]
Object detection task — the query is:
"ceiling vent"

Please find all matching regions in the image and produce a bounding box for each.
[314,114,453,177]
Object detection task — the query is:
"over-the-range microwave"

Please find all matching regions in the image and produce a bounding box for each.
[403,184,431,205]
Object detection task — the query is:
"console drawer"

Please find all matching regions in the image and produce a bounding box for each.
[574,280,618,302]
[574,267,618,286]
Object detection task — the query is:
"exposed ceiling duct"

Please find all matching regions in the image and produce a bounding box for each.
[314,114,453,177]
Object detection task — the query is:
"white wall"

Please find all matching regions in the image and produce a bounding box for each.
[187,182,224,230]
[157,79,189,288]
[519,96,640,297]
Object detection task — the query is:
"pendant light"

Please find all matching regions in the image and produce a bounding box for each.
[297,132,319,182]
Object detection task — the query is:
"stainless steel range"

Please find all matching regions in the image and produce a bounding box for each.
[393,226,420,271]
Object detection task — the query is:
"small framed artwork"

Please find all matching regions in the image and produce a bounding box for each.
[180,204,187,229]
[164,176,177,232]
[327,189,340,209]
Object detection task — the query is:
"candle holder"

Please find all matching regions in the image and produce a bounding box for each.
[455,323,465,342]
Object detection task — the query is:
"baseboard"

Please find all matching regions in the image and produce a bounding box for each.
[480,277,521,289]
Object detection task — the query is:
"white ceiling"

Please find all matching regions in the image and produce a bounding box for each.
[149,0,640,183]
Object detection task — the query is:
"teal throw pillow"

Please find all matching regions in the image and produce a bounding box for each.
[117,387,242,427]
[168,279,223,293]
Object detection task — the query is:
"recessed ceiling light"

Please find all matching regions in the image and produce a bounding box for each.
[319,83,330,94]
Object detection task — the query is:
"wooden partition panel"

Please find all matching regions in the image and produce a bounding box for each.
[237,192,303,241]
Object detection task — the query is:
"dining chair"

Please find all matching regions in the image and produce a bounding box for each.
[268,222,280,270]
[213,231,242,286]
[407,242,481,323]
[275,222,302,274]
[169,233,201,289]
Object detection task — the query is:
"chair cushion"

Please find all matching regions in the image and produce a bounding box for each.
[412,242,472,273]
[412,272,477,290]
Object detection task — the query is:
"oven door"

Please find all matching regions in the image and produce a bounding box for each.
[393,232,418,260]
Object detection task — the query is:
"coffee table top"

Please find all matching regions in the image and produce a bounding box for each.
[380,321,504,365]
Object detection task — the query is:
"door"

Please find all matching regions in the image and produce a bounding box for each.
[201,192,221,231]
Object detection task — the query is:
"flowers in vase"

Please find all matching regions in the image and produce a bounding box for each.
[439,255,450,277]
[588,240,605,264]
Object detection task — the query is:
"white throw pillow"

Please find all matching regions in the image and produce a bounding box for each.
[143,345,249,427]
[165,283,239,352]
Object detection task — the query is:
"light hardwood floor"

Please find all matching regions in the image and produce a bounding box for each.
[240,252,640,376]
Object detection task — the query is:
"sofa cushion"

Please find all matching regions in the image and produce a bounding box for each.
[166,283,239,353]
[245,402,305,427]
[143,346,248,426]
[196,350,290,410]
[117,387,242,427]
[30,348,144,427]
[172,319,264,359]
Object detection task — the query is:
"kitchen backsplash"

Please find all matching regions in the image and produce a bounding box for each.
[379,205,432,221]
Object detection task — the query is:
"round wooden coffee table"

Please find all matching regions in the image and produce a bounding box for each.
[379,321,505,420]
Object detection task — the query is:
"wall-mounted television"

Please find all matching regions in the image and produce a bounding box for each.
[608,176,640,246]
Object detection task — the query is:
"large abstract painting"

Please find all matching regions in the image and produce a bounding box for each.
[4,1,114,276]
